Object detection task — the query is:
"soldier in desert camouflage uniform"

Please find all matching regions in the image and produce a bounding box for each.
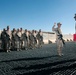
[52,22,63,56]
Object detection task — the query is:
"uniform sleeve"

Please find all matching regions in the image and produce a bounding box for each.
[52,25,57,31]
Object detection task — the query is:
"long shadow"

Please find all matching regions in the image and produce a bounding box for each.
[13,59,76,70]
[17,63,76,75]
[16,59,76,75]
[2,54,76,75]
[1,55,58,62]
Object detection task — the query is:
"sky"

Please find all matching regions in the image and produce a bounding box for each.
[0,0,76,34]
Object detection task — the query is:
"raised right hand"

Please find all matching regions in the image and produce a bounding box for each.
[54,22,56,26]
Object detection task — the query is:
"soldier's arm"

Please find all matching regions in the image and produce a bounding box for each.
[52,23,57,31]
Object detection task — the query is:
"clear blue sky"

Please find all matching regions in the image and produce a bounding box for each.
[0,0,76,34]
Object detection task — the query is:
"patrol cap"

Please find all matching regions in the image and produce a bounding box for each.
[7,26,9,29]
[57,22,62,25]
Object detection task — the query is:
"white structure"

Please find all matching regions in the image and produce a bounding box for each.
[43,32,73,44]
[43,32,56,44]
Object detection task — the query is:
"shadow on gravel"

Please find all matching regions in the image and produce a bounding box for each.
[1,55,58,62]
[16,62,76,75]
[1,55,76,75]
[0,49,6,52]
[12,59,76,75]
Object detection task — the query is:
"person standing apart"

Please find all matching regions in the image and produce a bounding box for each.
[52,22,63,56]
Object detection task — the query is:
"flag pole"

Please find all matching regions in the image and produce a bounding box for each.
[74,14,76,34]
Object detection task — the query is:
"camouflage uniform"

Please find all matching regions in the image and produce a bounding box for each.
[6,26,12,52]
[52,22,63,56]
[29,31,34,49]
[22,29,28,50]
[33,30,37,48]
[16,29,22,51]
[11,28,17,50]
[37,29,43,48]
[1,29,7,51]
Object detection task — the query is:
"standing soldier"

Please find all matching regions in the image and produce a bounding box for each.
[16,29,22,51]
[37,29,43,48]
[29,30,34,49]
[11,28,17,50]
[1,28,7,51]
[52,22,63,56]
[39,29,43,47]
[6,26,12,52]
[22,29,28,50]
[33,30,37,48]
[20,28,24,49]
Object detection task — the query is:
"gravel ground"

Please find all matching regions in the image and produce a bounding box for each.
[0,42,76,75]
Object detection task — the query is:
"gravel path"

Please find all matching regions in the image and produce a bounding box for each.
[0,42,76,75]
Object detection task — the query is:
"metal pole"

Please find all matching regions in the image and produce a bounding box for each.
[74,14,76,34]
